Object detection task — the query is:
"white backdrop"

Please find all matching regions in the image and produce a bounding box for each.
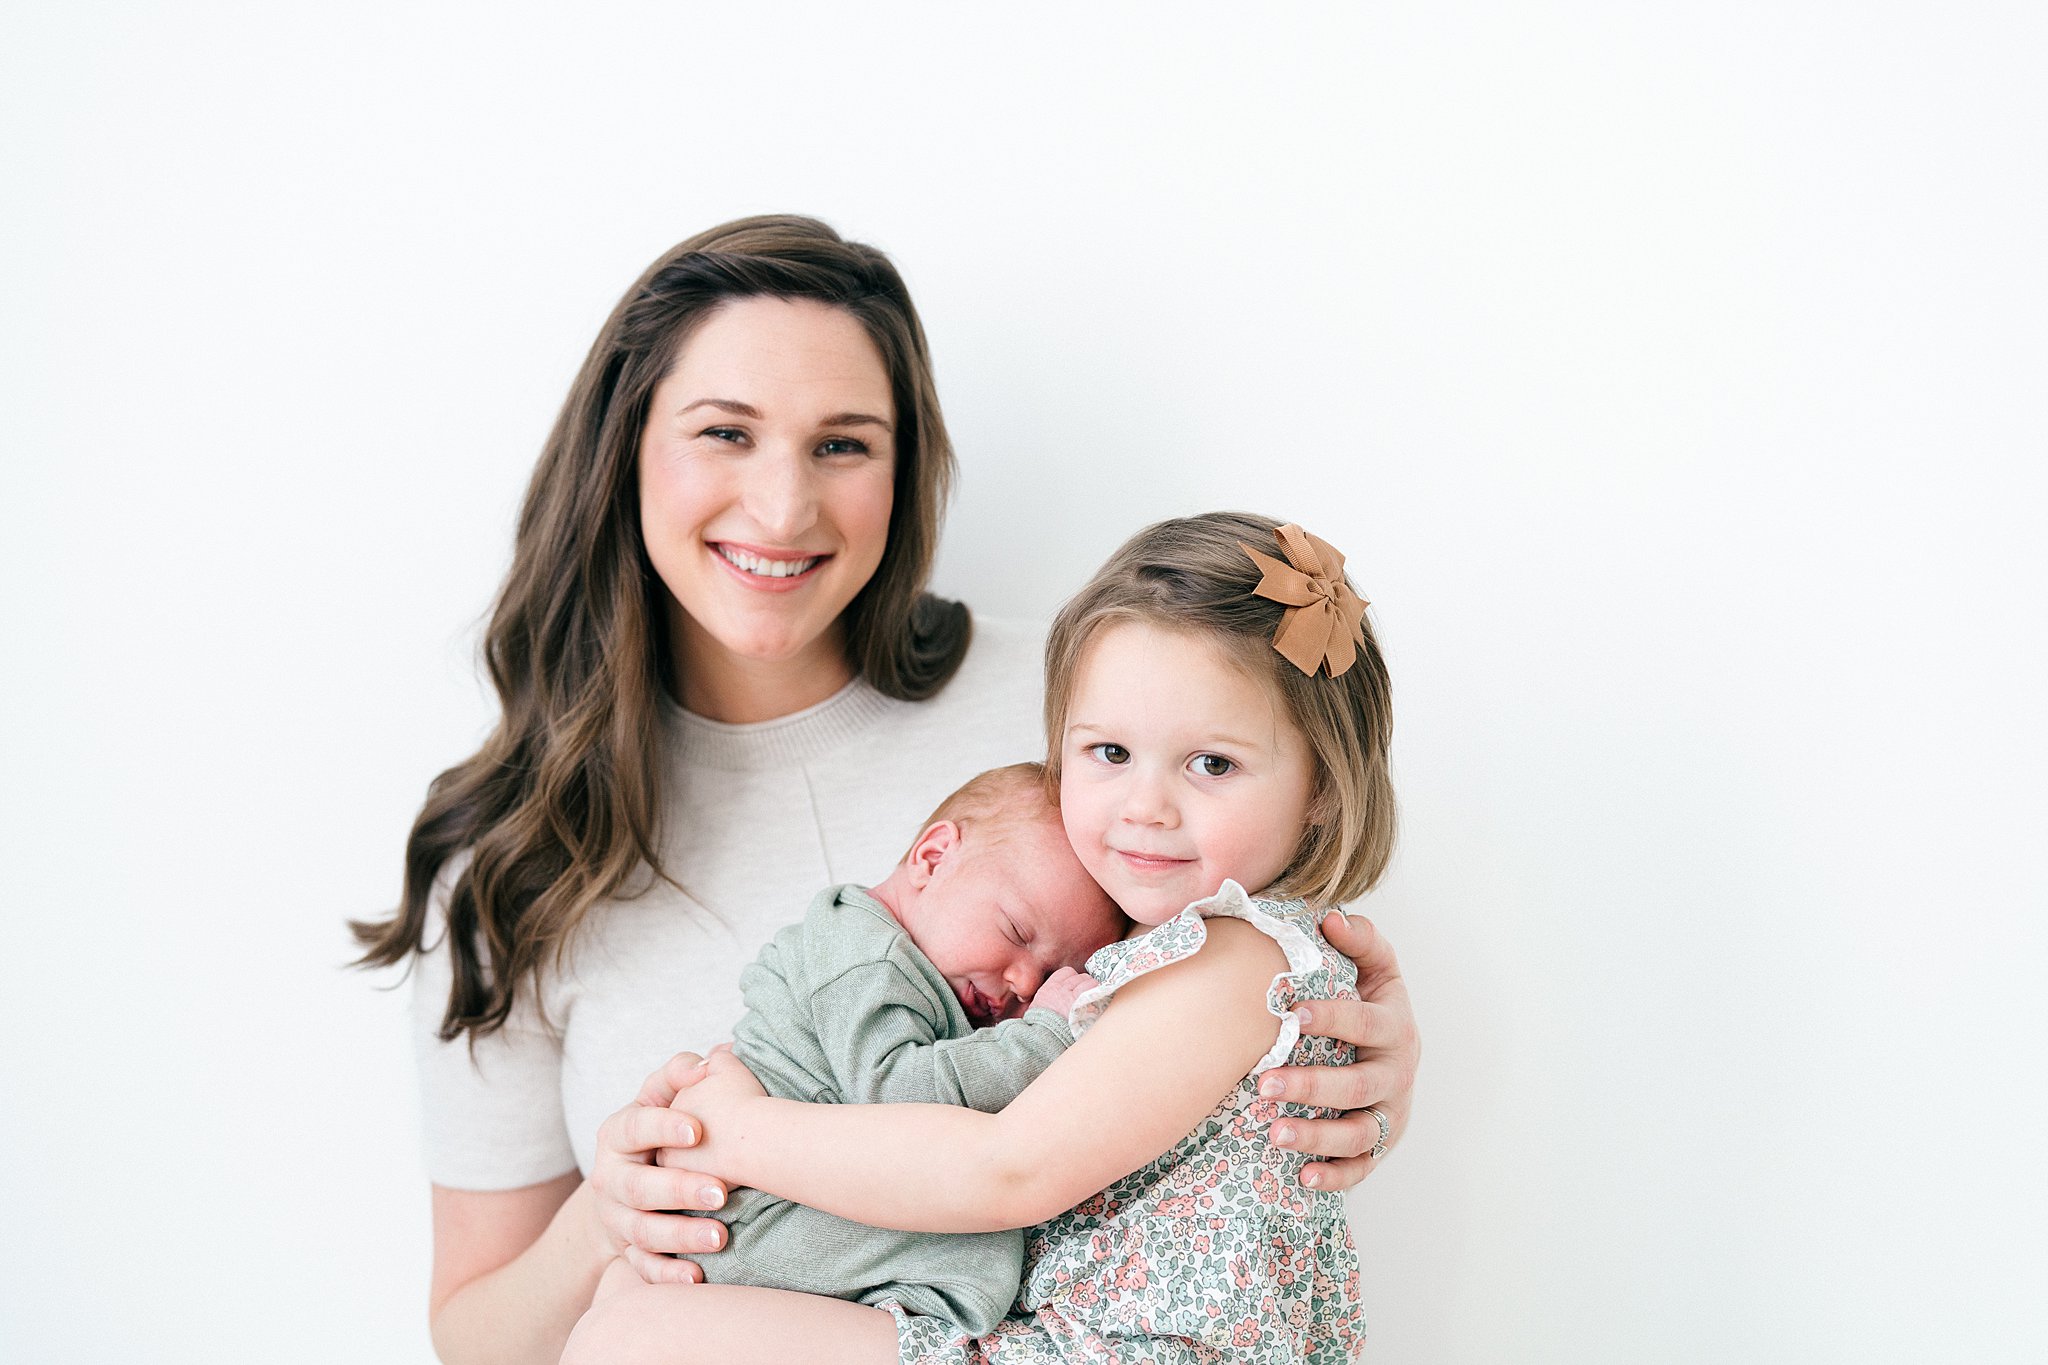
[3,4,2043,1362]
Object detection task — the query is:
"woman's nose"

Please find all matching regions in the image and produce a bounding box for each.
[742,446,820,542]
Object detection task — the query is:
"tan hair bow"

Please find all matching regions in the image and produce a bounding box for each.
[1239,523,1370,678]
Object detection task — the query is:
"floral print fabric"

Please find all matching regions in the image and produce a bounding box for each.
[889,881,1368,1363]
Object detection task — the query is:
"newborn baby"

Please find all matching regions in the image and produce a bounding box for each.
[678,761,1128,1334]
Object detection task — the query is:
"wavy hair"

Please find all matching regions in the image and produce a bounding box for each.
[352,215,969,1042]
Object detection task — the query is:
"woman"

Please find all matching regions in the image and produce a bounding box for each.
[354,215,1420,1365]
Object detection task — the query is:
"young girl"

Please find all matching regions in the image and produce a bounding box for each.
[562,511,1396,1364]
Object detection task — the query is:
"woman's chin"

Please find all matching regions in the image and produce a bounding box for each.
[686,610,846,673]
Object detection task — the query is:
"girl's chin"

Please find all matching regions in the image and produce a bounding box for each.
[1120,892,1193,926]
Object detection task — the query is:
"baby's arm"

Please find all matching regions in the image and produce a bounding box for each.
[812,959,1076,1111]
[684,918,1286,1234]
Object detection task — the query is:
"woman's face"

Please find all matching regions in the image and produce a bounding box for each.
[638,296,897,709]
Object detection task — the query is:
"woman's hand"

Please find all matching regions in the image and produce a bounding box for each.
[589,1051,736,1284]
[655,1045,770,1181]
[1260,912,1420,1191]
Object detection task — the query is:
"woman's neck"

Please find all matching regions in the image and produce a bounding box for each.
[672,621,857,724]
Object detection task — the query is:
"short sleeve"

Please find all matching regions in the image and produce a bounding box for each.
[410,859,580,1190]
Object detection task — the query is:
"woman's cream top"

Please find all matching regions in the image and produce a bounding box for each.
[411,617,1046,1188]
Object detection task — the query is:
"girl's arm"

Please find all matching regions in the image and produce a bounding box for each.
[680,917,1289,1233]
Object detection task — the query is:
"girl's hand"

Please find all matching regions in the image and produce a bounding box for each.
[1261,912,1420,1191]
[1028,966,1097,1020]
[589,1051,735,1284]
[656,1045,770,1179]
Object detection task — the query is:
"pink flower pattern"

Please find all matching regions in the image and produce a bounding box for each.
[886,889,1369,1363]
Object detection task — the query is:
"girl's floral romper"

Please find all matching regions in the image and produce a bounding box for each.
[887,880,1369,1364]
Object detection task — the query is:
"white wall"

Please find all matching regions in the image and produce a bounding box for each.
[3,4,2041,1362]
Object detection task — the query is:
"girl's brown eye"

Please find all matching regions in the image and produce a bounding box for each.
[1193,754,1234,777]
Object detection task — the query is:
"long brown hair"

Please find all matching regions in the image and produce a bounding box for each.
[1041,512,1396,908]
[352,215,969,1042]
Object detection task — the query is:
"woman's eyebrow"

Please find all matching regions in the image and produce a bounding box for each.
[678,397,760,417]
[820,411,894,431]
[674,398,892,432]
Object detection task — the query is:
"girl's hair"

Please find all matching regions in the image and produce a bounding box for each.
[352,214,967,1043]
[1042,511,1396,907]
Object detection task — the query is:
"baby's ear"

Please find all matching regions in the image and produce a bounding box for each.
[907,819,964,886]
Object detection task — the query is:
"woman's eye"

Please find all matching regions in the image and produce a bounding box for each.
[702,426,746,444]
[1191,754,1235,778]
[1088,743,1130,765]
[818,436,869,457]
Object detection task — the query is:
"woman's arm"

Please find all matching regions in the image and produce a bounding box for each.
[425,1067,732,1363]
[1256,911,1420,1189]
[678,917,1289,1233]
[427,1175,599,1365]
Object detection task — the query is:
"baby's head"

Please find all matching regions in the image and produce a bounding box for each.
[872,762,1127,1025]
[1043,511,1397,924]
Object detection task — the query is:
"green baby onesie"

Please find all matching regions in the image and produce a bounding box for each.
[689,884,1076,1333]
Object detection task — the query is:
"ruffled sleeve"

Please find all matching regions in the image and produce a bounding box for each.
[1065,880,1353,1076]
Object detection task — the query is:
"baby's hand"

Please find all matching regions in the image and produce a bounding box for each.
[1030,967,1097,1019]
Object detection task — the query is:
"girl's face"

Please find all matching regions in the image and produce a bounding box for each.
[638,296,897,710]
[1058,621,1317,925]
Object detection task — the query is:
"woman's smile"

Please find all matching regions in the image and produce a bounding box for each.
[708,540,831,591]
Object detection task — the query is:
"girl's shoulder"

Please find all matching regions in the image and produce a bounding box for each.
[1069,882,1347,1070]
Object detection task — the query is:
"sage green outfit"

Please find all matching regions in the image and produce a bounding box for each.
[691,884,1076,1334]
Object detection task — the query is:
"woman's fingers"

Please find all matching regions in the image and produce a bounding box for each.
[1272,1107,1376,1160]
[591,1093,728,1263]
[1292,995,1411,1053]
[600,1098,703,1160]
[612,1203,728,1257]
[1290,999,1420,1112]
[1261,1047,1414,1113]
[1297,1153,1378,1194]
[617,1160,724,1217]
[635,1051,709,1107]
[1273,1093,1411,1192]
[621,1244,707,1286]
[1272,1091,1406,1156]
[1319,912,1403,995]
